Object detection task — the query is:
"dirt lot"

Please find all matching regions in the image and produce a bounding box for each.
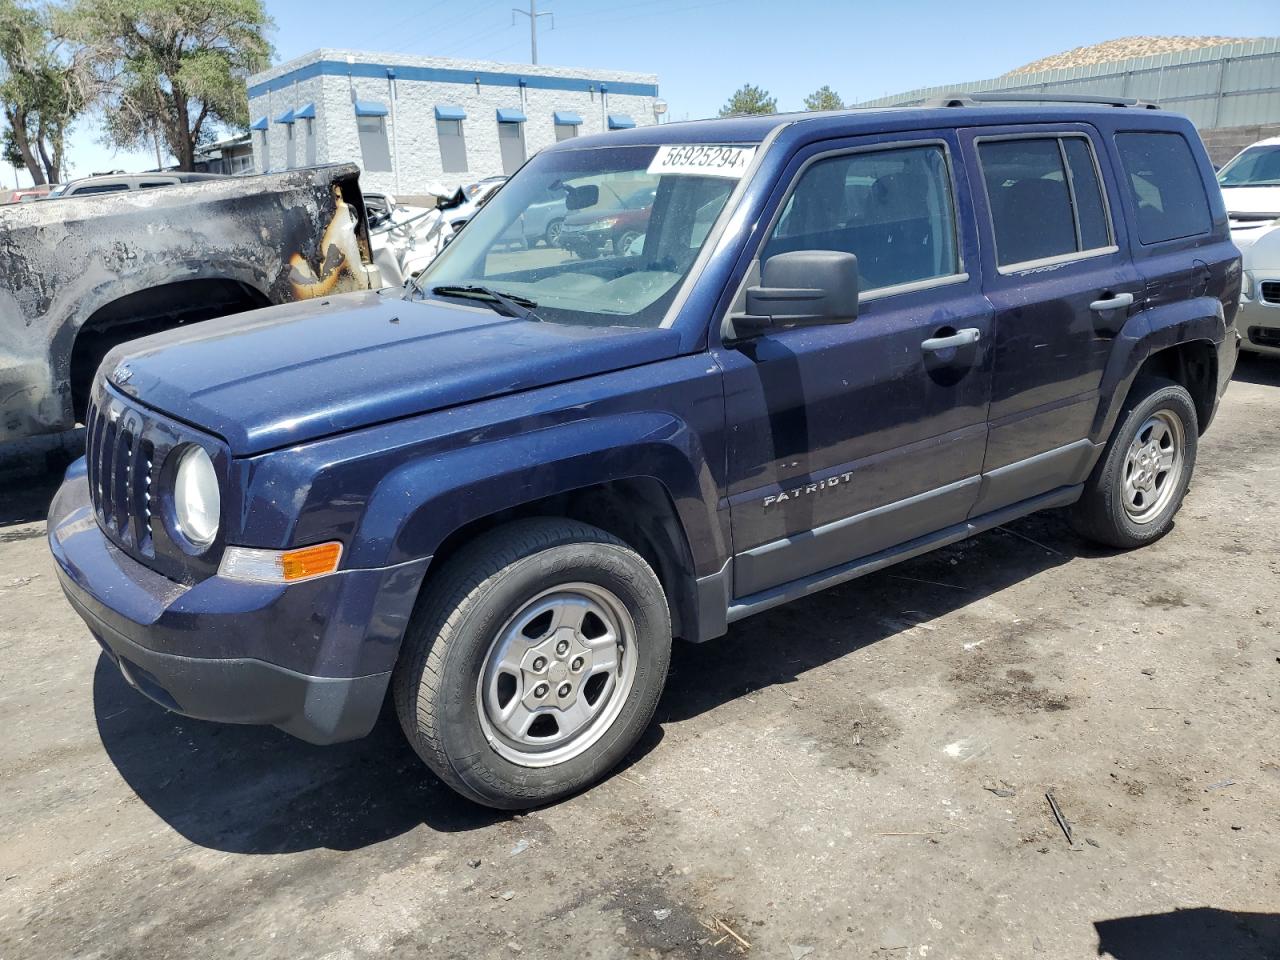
[1,360,1277,960]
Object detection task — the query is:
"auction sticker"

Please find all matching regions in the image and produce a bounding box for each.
[647,144,757,178]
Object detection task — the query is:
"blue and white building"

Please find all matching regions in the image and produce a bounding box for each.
[246,49,662,195]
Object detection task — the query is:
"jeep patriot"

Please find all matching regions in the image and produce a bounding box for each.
[49,96,1241,808]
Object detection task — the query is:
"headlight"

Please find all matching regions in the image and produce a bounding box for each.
[173,446,219,547]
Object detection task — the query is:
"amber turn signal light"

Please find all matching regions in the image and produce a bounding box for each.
[218,541,344,584]
[281,542,343,581]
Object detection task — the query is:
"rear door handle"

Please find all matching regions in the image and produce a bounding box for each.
[1089,292,1134,312]
[921,327,981,351]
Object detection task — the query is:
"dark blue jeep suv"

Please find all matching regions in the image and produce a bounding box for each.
[49,97,1241,808]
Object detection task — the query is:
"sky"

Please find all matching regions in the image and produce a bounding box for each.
[10,0,1276,188]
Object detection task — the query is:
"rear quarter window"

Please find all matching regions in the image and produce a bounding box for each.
[1114,132,1212,244]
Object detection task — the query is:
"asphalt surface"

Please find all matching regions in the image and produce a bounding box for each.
[1,358,1278,960]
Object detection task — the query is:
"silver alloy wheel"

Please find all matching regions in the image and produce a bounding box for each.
[1122,409,1185,524]
[477,582,637,768]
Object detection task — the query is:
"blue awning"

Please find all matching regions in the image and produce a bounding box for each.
[295,103,316,120]
[607,114,636,130]
[553,111,583,126]
[496,107,527,123]
[276,108,295,124]
[435,104,467,121]
[354,99,388,117]
[250,116,268,131]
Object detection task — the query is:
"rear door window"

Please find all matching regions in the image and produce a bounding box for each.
[763,143,960,292]
[1115,131,1212,244]
[978,135,1113,268]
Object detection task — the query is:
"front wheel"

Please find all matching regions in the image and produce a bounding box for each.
[543,218,564,248]
[1070,377,1198,549]
[393,518,671,809]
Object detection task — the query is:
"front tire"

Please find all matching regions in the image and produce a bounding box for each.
[393,518,671,809]
[1070,377,1198,549]
[544,218,563,248]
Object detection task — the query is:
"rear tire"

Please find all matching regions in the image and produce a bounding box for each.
[393,518,671,809]
[1070,377,1198,549]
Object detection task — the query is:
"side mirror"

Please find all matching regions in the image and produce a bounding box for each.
[728,250,859,339]
[565,184,599,211]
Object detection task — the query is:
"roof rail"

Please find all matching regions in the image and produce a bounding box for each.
[922,92,1160,110]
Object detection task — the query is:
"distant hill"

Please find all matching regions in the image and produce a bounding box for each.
[1006,36,1259,75]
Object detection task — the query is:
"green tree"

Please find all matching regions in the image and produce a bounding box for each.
[0,0,85,184]
[64,0,271,170]
[718,83,777,117]
[803,85,844,111]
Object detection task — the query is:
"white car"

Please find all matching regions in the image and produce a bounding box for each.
[1219,136,1280,230]
[1220,138,1280,355]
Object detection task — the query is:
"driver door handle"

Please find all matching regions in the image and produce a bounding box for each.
[1089,292,1134,312]
[921,327,981,352]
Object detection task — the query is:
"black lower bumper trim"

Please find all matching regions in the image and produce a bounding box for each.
[67,588,390,745]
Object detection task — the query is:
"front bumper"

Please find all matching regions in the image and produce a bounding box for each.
[1238,273,1280,356]
[49,461,429,744]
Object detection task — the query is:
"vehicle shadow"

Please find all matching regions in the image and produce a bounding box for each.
[1232,353,1280,387]
[658,507,1085,725]
[92,658,509,852]
[0,472,63,527]
[1093,907,1280,959]
[92,507,1089,854]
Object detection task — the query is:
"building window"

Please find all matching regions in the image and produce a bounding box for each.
[304,118,316,166]
[357,115,393,173]
[498,121,526,175]
[256,131,269,172]
[553,111,582,142]
[437,119,467,173]
[285,122,296,169]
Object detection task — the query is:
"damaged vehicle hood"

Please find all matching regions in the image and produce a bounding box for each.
[105,290,683,455]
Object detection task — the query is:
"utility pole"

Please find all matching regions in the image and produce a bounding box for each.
[512,0,553,65]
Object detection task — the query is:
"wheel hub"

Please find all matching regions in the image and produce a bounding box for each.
[522,631,583,707]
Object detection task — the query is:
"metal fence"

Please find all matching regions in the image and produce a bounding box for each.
[855,37,1280,131]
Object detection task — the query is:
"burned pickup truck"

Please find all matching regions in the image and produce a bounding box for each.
[0,164,375,445]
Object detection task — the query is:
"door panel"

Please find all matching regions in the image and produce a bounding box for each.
[962,125,1144,506]
[719,131,993,599]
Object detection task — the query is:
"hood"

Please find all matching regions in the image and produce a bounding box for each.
[1220,184,1280,223]
[106,290,683,455]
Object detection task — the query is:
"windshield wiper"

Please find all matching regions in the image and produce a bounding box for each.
[430,284,542,321]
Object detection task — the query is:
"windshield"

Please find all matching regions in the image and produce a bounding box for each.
[1218,145,1280,187]
[417,144,750,328]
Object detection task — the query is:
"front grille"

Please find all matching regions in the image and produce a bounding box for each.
[1261,281,1280,305]
[82,380,227,584]
[85,392,161,557]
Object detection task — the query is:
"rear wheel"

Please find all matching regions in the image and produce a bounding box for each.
[544,218,564,248]
[1070,377,1198,549]
[393,518,671,809]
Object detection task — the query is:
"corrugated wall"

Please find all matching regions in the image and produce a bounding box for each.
[855,37,1280,131]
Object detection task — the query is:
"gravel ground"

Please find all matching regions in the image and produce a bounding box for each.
[1,358,1277,960]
